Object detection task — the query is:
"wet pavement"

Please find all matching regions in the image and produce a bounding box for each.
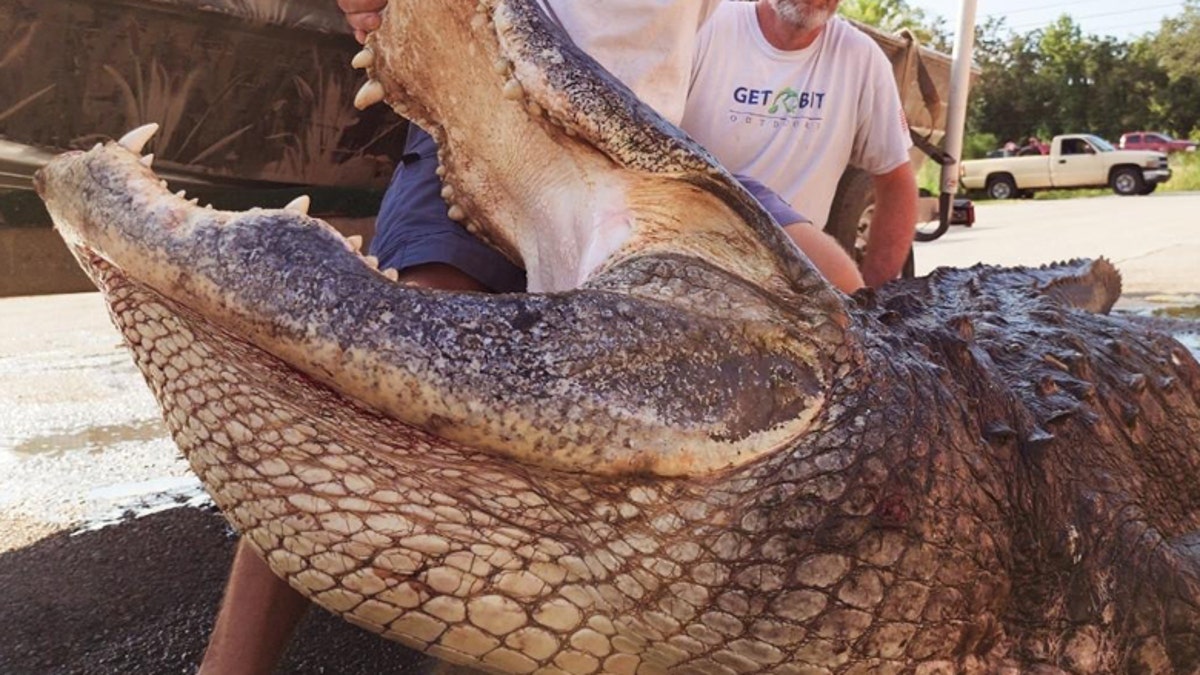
[1,192,1198,673]
[0,293,204,552]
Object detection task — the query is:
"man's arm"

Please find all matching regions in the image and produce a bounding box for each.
[860,162,917,289]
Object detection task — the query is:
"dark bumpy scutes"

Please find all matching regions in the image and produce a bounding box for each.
[855,260,1200,668]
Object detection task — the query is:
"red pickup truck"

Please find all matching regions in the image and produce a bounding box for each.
[1119,131,1198,153]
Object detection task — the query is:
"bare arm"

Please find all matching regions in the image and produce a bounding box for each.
[861,162,917,288]
[337,0,386,43]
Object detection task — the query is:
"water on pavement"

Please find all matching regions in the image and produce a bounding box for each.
[0,293,206,551]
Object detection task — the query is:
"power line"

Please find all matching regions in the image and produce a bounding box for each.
[999,0,1112,17]
[1086,18,1177,33]
[1005,1,1185,30]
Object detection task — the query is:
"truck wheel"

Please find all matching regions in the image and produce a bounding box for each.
[985,175,1017,200]
[1139,183,1158,195]
[1111,167,1144,196]
[824,167,873,265]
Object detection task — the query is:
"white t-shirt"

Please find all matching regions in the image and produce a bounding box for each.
[538,0,722,125]
[680,3,912,228]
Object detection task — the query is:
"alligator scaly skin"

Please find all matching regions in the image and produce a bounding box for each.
[33,0,1200,671]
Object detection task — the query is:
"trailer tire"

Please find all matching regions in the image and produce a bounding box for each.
[825,167,917,280]
[824,167,874,264]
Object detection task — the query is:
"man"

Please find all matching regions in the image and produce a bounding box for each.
[679,0,918,288]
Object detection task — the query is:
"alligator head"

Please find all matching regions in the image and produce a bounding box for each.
[35,0,1200,672]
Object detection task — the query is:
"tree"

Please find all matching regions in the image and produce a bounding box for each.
[1149,0,1200,136]
[966,17,1056,151]
[839,0,949,50]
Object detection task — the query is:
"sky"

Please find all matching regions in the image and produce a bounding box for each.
[908,0,1187,40]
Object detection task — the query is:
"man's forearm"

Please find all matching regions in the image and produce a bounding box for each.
[861,165,918,288]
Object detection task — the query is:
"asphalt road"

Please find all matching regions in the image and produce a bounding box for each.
[1,192,1198,674]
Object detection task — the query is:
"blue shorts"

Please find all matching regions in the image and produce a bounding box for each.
[370,126,807,293]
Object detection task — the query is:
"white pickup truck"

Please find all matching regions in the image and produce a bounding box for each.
[961,134,1171,199]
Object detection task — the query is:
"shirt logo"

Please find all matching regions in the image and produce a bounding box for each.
[729,86,826,129]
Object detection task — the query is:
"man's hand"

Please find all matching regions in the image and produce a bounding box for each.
[861,163,918,288]
[337,0,386,43]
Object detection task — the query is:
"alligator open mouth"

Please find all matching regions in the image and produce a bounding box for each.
[32,0,1200,671]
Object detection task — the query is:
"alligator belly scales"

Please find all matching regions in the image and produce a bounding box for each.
[33,0,1200,672]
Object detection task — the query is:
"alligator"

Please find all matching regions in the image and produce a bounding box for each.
[33,0,1200,672]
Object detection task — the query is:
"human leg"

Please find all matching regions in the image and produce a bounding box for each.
[370,124,526,293]
[197,540,310,675]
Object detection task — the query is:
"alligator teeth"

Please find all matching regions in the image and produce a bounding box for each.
[502,79,524,101]
[188,198,199,205]
[284,195,311,215]
[363,255,380,270]
[351,48,374,69]
[440,184,455,200]
[354,80,386,110]
[435,165,446,178]
[492,58,512,76]
[470,12,488,31]
[346,235,364,252]
[382,268,399,281]
[447,205,465,222]
[175,190,187,198]
[118,123,159,154]
[139,153,154,168]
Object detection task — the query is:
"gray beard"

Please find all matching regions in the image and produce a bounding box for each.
[769,0,834,32]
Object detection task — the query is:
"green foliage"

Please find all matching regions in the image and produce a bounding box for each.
[1162,151,1200,192]
[839,0,949,50]
[915,158,940,193]
[962,132,998,160]
[962,4,1200,157]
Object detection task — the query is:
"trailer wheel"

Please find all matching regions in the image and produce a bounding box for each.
[985,175,1017,200]
[825,167,917,280]
[1111,167,1145,196]
[824,167,873,264]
